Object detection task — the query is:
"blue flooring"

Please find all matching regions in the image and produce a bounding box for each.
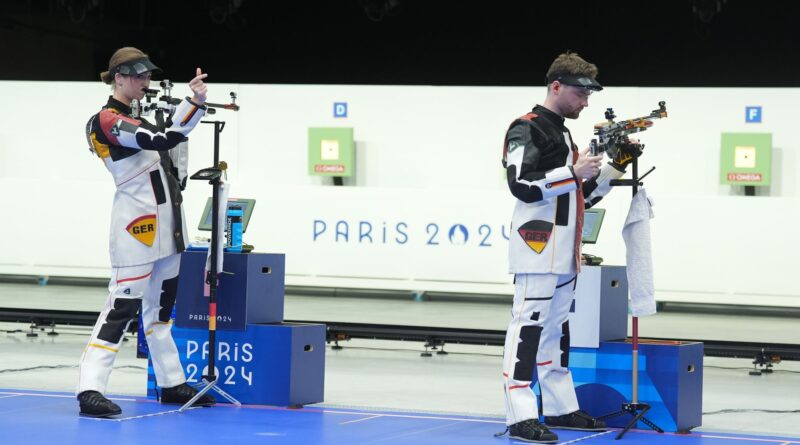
[0,389,798,445]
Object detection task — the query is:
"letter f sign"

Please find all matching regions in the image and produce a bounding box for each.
[745,106,762,123]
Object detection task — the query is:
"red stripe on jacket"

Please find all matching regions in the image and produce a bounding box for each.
[573,147,584,273]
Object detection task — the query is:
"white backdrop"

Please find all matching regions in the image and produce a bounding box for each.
[0,81,796,306]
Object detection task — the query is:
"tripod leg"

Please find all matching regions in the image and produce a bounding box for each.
[179,379,215,413]
[615,406,649,440]
[638,416,664,433]
[211,383,242,406]
[597,410,627,421]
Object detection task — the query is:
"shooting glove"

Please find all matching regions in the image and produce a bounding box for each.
[609,142,643,172]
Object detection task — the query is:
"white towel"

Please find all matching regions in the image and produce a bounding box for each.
[622,188,657,317]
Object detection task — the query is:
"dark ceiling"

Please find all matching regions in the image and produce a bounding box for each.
[2,0,798,86]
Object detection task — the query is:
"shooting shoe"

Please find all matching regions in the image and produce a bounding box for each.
[78,390,122,418]
[544,410,607,431]
[160,383,216,406]
[508,419,559,443]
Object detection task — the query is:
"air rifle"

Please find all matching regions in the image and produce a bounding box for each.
[590,101,668,156]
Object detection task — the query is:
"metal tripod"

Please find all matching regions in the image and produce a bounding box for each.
[597,156,663,439]
[179,120,241,412]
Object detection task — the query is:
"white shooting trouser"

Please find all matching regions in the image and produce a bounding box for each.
[78,254,185,394]
[502,273,579,425]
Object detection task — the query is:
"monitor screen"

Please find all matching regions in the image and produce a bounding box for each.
[198,198,255,233]
[581,208,605,244]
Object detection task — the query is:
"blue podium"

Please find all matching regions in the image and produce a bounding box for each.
[175,251,286,330]
[570,340,703,432]
[531,342,703,433]
[146,251,326,407]
[570,265,628,347]
[148,323,325,406]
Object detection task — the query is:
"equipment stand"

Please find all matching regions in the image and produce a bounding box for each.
[598,156,663,439]
[180,120,241,412]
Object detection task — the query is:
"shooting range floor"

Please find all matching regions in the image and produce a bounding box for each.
[2,283,800,440]
[2,389,799,445]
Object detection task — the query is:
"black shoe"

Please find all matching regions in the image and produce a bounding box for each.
[160,383,216,406]
[508,419,559,443]
[545,410,607,431]
[78,391,122,418]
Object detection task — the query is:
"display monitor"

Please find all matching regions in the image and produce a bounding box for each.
[198,198,255,233]
[581,208,605,244]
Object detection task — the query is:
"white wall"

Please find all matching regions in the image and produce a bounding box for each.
[0,81,796,306]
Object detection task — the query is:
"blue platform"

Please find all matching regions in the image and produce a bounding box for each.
[1,389,798,445]
[146,323,326,406]
[175,251,286,330]
[532,340,704,433]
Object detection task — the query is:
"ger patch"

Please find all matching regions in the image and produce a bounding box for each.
[126,214,157,246]
[517,220,553,254]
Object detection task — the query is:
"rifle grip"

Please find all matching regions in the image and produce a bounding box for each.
[590,139,599,156]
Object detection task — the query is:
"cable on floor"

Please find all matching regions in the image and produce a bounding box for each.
[704,365,800,374]
[328,344,502,357]
[0,364,146,373]
[703,408,800,415]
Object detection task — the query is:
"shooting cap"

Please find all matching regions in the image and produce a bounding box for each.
[111,57,161,77]
[100,47,161,84]
[546,72,603,91]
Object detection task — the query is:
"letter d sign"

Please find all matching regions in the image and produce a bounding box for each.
[333,102,348,118]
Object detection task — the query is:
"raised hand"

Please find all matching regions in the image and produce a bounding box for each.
[189,67,208,104]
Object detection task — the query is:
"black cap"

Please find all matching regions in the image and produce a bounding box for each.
[111,57,162,77]
[546,72,603,91]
